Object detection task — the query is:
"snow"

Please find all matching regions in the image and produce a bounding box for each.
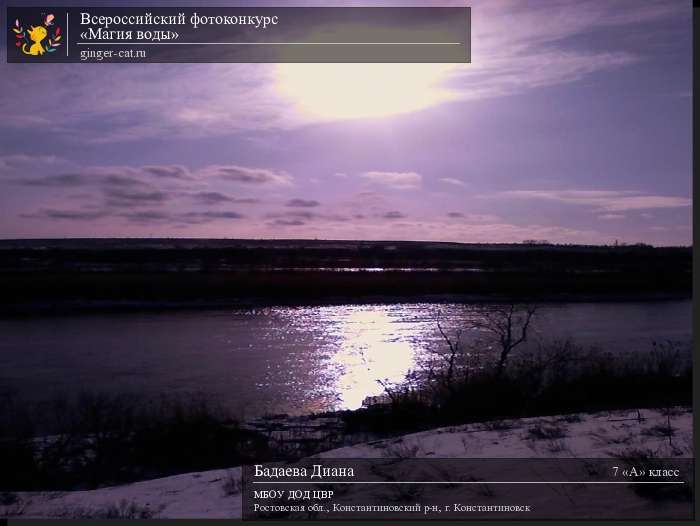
[2,469,242,519]
[2,407,692,519]
[318,407,692,459]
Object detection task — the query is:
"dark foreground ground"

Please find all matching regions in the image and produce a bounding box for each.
[0,239,690,313]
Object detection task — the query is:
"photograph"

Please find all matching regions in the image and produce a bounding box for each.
[0,0,693,521]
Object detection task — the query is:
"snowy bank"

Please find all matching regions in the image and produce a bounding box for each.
[2,407,692,519]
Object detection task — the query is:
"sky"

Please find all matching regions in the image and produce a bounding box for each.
[0,0,692,245]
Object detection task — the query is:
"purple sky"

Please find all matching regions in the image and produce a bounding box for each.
[0,0,692,245]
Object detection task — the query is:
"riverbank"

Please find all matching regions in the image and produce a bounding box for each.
[0,239,690,315]
[1,407,692,519]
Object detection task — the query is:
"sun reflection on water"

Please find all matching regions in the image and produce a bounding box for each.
[329,307,420,410]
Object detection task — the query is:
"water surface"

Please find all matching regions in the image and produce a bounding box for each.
[0,301,690,417]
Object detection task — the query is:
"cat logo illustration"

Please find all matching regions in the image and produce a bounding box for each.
[11,14,62,56]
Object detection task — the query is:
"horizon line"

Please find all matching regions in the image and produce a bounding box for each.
[0,236,691,249]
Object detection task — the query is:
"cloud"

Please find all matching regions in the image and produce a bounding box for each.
[272,218,306,227]
[190,191,260,206]
[0,155,84,187]
[120,209,244,225]
[194,211,244,219]
[382,211,405,219]
[120,211,170,224]
[5,164,181,190]
[286,198,320,208]
[25,209,108,221]
[102,175,148,187]
[0,154,63,171]
[361,171,422,190]
[272,210,315,221]
[598,213,625,220]
[440,178,466,187]
[17,173,89,188]
[447,212,502,222]
[349,191,385,205]
[104,188,170,208]
[502,190,691,212]
[191,191,233,205]
[266,209,350,225]
[179,211,244,223]
[0,64,296,142]
[1,161,287,198]
[22,208,245,226]
[199,165,293,185]
[141,165,191,180]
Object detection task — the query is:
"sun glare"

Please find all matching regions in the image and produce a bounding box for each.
[275,63,459,121]
[330,308,417,410]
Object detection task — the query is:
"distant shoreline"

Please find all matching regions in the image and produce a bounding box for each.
[1,239,690,315]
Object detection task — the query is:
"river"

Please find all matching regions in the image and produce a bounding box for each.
[0,300,690,418]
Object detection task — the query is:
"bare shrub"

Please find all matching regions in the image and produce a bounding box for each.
[0,492,27,518]
[222,470,242,496]
[470,304,538,377]
[558,414,583,424]
[345,327,690,437]
[527,423,567,440]
[381,441,422,459]
[0,492,19,506]
[65,500,158,519]
[545,439,571,454]
[478,419,513,431]
[642,424,675,438]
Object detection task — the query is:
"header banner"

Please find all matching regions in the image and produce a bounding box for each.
[7,7,471,63]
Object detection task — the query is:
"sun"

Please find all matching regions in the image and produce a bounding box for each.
[274,63,459,121]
